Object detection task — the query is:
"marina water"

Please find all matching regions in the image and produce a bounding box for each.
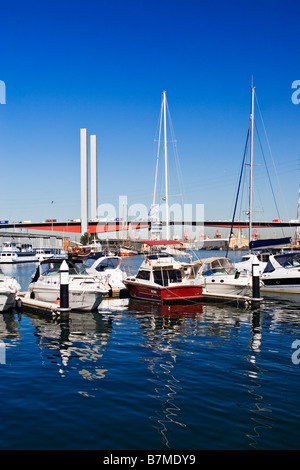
[0,251,300,450]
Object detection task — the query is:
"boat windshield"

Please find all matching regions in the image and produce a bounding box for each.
[85,257,120,271]
[272,253,300,269]
[202,258,235,276]
[40,262,89,276]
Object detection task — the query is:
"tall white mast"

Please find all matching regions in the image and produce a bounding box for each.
[249,84,255,244]
[163,90,169,240]
[152,96,163,206]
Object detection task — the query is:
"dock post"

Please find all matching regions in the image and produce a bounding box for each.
[251,263,261,308]
[58,260,70,314]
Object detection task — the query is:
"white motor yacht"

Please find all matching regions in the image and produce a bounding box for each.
[189,257,253,297]
[261,252,300,295]
[0,242,38,264]
[28,258,109,311]
[83,253,127,296]
[34,248,67,261]
[234,237,292,276]
[234,253,267,276]
[0,270,21,312]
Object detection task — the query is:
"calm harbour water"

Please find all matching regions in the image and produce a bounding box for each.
[0,251,300,451]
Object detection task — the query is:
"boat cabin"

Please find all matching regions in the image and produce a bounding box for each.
[135,253,185,287]
[188,257,237,278]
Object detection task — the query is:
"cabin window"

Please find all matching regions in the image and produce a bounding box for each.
[275,254,300,269]
[168,269,182,283]
[136,270,150,281]
[153,270,168,286]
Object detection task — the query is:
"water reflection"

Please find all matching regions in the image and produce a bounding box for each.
[126,299,290,449]
[244,308,273,449]
[127,300,189,448]
[24,309,114,380]
[0,311,20,337]
[2,290,299,449]
[126,299,258,448]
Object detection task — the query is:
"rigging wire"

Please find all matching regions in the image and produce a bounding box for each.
[226,126,250,257]
[166,99,185,208]
[254,92,291,226]
[254,120,285,236]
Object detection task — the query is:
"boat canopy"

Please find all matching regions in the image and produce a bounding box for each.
[249,237,291,250]
[189,257,235,277]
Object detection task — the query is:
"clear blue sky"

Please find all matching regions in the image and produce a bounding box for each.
[1,0,300,238]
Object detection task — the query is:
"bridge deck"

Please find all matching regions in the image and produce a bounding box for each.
[0,220,298,233]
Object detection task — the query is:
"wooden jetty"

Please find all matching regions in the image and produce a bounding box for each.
[17,292,70,317]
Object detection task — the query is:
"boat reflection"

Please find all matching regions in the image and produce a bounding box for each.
[0,311,21,341]
[128,298,204,318]
[25,310,113,380]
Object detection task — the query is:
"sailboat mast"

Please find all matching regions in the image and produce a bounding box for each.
[163,90,169,240]
[152,96,163,206]
[249,85,255,244]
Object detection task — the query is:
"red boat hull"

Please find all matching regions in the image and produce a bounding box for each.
[123,280,203,303]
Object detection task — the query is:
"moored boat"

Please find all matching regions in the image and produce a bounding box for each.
[83,252,128,296]
[261,251,300,295]
[0,242,38,264]
[0,270,21,311]
[28,258,109,311]
[123,252,204,303]
[234,237,292,276]
[188,256,253,297]
[119,247,137,256]
[34,248,67,261]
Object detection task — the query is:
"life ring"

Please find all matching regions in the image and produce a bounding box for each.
[146,258,151,266]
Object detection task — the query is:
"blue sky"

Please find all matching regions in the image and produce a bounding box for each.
[1,0,300,238]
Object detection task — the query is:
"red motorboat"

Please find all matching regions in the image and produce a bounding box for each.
[123,248,204,304]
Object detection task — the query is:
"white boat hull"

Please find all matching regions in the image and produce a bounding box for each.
[261,277,300,294]
[29,287,105,311]
[0,292,18,312]
[0,277,21,312]
[204,277,252,296]
[0,254,38,263]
